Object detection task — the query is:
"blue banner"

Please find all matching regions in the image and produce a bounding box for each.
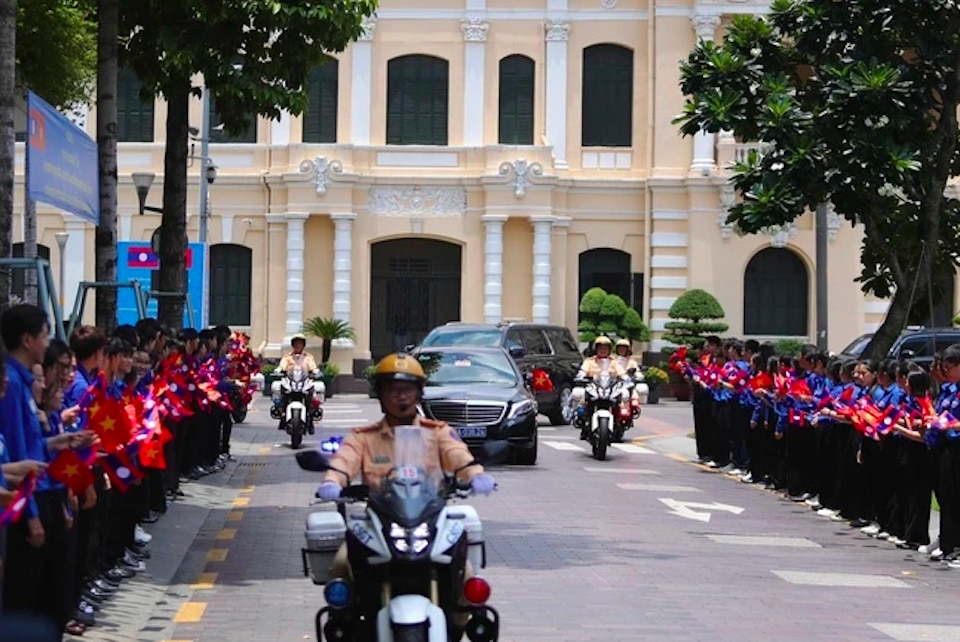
[26,91,99,225]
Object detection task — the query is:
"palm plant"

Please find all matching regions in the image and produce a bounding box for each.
[302,316,356,365]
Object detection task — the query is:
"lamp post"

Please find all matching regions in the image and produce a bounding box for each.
[54,232,69,310]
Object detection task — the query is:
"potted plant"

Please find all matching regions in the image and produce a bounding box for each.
[662,289,729,401]
[260,363,278,397]
[642,366,668,404]
[364,364,377,398]
[577,287,651,346]
[302,316,357,365]
[321,362,340,398]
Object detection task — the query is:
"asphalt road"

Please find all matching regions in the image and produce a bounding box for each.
[80,396,960,642]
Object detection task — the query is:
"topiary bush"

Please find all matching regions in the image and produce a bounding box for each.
[577,287,651,344]
[774,338,805,357]
[662,288,729,348]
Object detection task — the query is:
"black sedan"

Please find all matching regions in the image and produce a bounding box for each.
[416,347,538,465]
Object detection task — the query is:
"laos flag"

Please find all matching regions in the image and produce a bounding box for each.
[127,246,158,268]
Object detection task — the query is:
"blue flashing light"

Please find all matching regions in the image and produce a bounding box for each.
[324,578,352,608]
[320,435,343,454]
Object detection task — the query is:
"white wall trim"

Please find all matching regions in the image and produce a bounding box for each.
[650,232,688,248]
[650,276,688,290]
[271,110,291,146]
[463,39,486,147]
[650,318,669,332]
[376,151,460,168]
[651,255,688,269]
[374,9,648,21]
[221,215,234,245]
[864,301,890,315]
[350,40,373,145]
[652,209,688,221]
[650,297,677,311]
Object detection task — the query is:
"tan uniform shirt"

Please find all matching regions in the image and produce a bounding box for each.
[616,356,640,373]
[278,351,318,374]
[323,416,483,488]
[578,356,626,379]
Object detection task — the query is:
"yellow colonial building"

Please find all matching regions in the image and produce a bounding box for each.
[12,0,946,376]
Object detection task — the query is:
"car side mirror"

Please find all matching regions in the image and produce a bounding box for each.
[900,349,917,359]
[509,346,526,359]
[404,344,416,352]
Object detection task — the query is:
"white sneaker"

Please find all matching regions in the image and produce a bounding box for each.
[817,508,837,518]
[726,468,743,477]
[919,537,940,554]
[877,531,891,540]
[134,525,153,545]
[830,513,848,522]
[930,548,944,561]
[948,558,960,569]
[739,472,753,483]
[804,496,821,507]
[861,524,881,536]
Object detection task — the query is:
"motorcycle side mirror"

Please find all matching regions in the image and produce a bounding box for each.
[296,450,331,472]
[404,343,416,352]
[627,367,637,376]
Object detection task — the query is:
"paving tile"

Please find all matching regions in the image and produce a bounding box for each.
[772,570,911,588]
[870,623,960,641]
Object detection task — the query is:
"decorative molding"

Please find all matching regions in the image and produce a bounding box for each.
[298,156,343,196]
[601,0,617,7]
[461,18,489,42]
[498,159,544,199]
[691,13,721,40]
[368,186,467,217]
[718,183,735,239]
[826,204,842,243]
[358,17,376,41]
[545,19,570,41]
[761,222,798,248]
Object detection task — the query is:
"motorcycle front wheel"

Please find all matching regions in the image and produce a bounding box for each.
[392,626,428,642]
[593,418,609,461]
[289,415,304,449]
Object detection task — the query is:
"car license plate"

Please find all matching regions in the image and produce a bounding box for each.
[457,426,487,439]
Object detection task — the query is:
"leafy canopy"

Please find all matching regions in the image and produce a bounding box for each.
[121,0,377,132]
[578,287,652,343]
[675,0,960,357]
[17,0,96,107]
[663,289,729,348]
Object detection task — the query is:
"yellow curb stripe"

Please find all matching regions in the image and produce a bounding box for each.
[173,602,207,623]
[226,510,244,522]
[239,485,255,493]
[216,528,237,540]
[666,453,688,462]
[206,548,229,563]
[257,446,271,454]
[190,572,218,590]
[232,497,250,507]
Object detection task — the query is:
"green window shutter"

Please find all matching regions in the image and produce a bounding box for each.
[581,44,634,147]
[208,244,253,326]
[386,55,449,145]
[303,58,339,143]
[498,55,535,145]
[117,67,154,143]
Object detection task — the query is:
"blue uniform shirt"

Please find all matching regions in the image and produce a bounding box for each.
[0,433,9,490]
[0,356,50,517]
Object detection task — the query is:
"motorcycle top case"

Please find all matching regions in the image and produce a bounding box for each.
[303,510,346,585]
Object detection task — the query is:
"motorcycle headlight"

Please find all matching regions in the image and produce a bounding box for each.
[507,399,536,420]
[389,522,431,555]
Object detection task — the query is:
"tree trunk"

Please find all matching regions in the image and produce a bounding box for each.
[0,0,15,308]
[95,0,119,331]
[861,282,916,361]
[322,339,331,365]
[157,86,189,329]
[22,127,37,304]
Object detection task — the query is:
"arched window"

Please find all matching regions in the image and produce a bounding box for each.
[209,244,252,326]
[117,67,154,142]
[11,243,51,301]
[386,55,449,146]
[498,55,535,145]
[303,57,338,143]
[581,44,633,147]
[578,248,639,319]
[743,248,809,336]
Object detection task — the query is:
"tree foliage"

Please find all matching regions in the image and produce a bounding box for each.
[675,0,960,359]
[578,287,651,343]
[662,289,729,348]
[17,0,96,107]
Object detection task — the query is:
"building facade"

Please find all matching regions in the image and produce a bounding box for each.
[11,0,943,375]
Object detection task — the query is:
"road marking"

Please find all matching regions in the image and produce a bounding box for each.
[320,419,368,425]
[617,483,701,492]
[658,498,745,522]
[216,528,237,540]
[226,510,244,522]
[706,535,820,548]
[666,453,688,462]
[323,409,363,414]
[239,486,255,493]
[539,426,558,432]
[611,443,656,455]
[206,548,229,562]
[539,434,576,440]
[257,446,271,454]
[173,602,207,623]
[232,497,250,507]
[870,623,960,641]
[542,440,584,452]
[190,572,218,590]
[583,467,660,475]
[772,570,910,588]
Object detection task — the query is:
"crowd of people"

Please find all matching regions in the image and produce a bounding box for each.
[0,303,259,639]
[676,336,960,566]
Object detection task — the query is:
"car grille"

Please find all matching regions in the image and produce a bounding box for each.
[424,401,506,426]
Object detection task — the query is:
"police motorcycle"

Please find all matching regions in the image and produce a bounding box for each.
[574,371,630,460]
[611,367,649,443]
[271,366,325,449]
[295,426,507,642]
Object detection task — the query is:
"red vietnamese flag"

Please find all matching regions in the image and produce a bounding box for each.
[531,369,554,392]
[137,439,166,470]
[87,395,136,451]
[749,371,774,391]
[48,449,96,494]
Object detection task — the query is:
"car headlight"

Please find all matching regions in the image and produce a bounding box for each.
[389,522,431,555]
[507,399,536,420]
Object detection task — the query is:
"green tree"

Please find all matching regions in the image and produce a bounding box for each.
[675,0,960,360]
[577,287,651,343]
[662,288,728,348]
[121,0,376,327]
[577,287,608,342]
[302,316,356,365]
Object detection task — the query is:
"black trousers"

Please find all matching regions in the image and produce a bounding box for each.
[890,438,932,545]
[839,429,872,520]
[201,411,221,466]
[861,438,893,527]
[104,483,143,564]
[3,489,72,632]
[814,424,839,510]
[711,401,732,466]
[147,469,167,514]
[220,410,234,456]
[692,388,713,460]
[746,407,767,481]
[937,441,960,555]
[177,415,201,475]
[786,423,817,497]
[729,403,751,470]
[163,421,180,492]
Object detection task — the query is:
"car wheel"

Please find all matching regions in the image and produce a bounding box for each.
[514,431,538,466]
[547,385,573,426]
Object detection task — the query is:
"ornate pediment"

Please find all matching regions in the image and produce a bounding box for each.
[367,186,466,217]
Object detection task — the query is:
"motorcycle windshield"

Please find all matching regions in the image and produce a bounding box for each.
[371,425,445,527]
[289,368,307,382]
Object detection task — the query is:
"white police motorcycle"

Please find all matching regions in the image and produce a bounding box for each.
[575,371,630,461]
[296,427,506,642]
[271,366,324,449]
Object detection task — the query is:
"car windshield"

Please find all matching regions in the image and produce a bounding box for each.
[840,335,873,356]
[420,329,501,348]
[418,351,518,387]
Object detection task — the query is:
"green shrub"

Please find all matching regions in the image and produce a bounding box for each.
[578,287,651,343]
[774,338,805,357]
[662,289,729,348]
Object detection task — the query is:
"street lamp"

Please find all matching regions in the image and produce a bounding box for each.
[132,172,163,216]
[54,232,69,309]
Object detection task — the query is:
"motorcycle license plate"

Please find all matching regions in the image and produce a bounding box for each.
[457,426,487,439]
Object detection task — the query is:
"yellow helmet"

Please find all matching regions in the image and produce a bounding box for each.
[373,353,426,386]
[616,339,631,349]
[593,336,613,347]
[290,333,307,346]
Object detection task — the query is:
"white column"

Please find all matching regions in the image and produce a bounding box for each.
[284,212,309,336]
[690,13,721,174]
[462,20,488,147]
[544,20,570,169]
[271,110,291,145]
[481,214,507,323]
[63,218,87,315]
[350,18,375,146]
[331,212,356,348]
[531,215,555,324]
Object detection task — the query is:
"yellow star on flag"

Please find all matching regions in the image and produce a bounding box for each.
[64,464,79,478]
[100,416,116,432]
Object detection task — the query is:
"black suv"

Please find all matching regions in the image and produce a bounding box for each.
[412,322,583,425]
[839,328,960,369]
